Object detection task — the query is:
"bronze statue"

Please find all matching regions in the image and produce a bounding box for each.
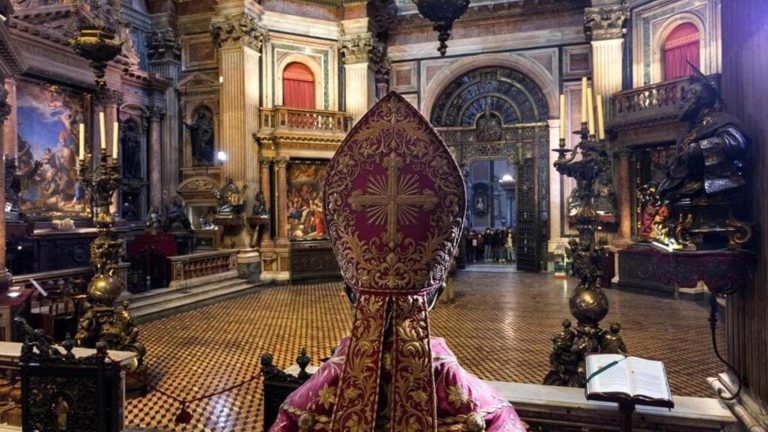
[212,177,247,217]
[658,73,748,203]
[185,110,214,166]
[163,195,192,232]
[654,67,751,248]
[252,190,269,217]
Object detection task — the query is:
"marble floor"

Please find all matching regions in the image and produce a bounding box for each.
[125,267,726,431]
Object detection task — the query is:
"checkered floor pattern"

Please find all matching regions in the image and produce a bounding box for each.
[125,269,726,431]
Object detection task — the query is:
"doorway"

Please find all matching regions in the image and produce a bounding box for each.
[432,66,550,272]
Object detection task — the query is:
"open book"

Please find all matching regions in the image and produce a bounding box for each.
[585,354,673,407]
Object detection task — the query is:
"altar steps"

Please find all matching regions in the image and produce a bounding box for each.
[127,271,261,323]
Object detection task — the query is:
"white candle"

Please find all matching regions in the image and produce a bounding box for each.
[559,94,566,140]
[112,121,119,158]
[78,123,85,161]
[596,94,605,141]
[587,87,595,136]
[99,112,106,150]
[581,77,588,124]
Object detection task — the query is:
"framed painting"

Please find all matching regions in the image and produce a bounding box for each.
[287,160,328,241]
[16,80,90,219]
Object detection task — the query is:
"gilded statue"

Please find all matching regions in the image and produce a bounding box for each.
[212,177,248,217]
[252,190,269,218]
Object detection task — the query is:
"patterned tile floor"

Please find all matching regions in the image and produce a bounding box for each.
[125,268,726,431]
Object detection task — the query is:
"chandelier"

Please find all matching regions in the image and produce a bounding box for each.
[413,0,470,56]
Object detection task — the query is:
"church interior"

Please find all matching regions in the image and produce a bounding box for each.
[0,0,764,431]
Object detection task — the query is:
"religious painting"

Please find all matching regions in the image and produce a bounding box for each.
[632,144,676,241]
[16,80,88,219]
[287,160,328,241]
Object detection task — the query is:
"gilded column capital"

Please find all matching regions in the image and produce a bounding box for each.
[584,5,629,42]
[210,14,268,51]
[340,32,374,64]
[275,157,289,167]
[259,157,273,168]
[147,28,181,63]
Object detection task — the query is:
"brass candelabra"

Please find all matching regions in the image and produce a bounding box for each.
[74,150,145,367]
[543,123,626,387]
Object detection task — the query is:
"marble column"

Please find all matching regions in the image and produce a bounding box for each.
[340,32,376,123]
[2,78,16,159]
[275,158,288,247]
[0,82,12,291]
[259,158,273,248]
[584,3,629,98]
[148,107,164,208]
[211,3,265,204]
[147,27,182,200]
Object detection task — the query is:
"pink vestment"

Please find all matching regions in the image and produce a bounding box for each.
[270,336,526,432]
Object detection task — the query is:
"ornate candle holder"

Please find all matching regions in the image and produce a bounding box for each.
[543,124,626,388]
[74,151,145,368]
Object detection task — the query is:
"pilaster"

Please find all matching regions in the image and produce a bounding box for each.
[584,3,629,97]
[148,106,165,208]
[340,30,375,123]
[147,26,182,198]
[211,1,266,204]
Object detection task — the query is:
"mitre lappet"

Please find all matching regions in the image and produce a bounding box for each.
[270,92,525,432]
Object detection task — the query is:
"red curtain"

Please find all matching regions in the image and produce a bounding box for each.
[663,23,701,80]
[283,63,315,109]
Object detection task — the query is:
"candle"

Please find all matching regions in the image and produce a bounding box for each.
[99,112,106,150]
[112,121,119,158]
[581,77,588,124]
[559,94,566,140]
[596,94,605,141]
[78,123,85,161]
[587,87,595,136]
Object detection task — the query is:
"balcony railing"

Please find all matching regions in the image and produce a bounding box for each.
[260,107,352,134]
[168,250,238,288]
[609,75,720,129]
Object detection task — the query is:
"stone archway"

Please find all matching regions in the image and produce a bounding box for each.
[433,66,550,272]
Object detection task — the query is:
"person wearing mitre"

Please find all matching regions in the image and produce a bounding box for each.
[269,92,526,432]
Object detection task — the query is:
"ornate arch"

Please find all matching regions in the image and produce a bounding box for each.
[275,53,324,109]
[429,67,550,127]
[652,12,707,82]
[422,53,558,121]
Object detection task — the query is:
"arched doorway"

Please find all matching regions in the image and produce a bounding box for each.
[432,67,550,272]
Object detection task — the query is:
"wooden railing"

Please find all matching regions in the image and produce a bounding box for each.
[260,107,352,134]
[609,75,720,128]
[168,250,238,286]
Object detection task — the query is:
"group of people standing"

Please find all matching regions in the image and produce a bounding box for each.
[464,228,516,263]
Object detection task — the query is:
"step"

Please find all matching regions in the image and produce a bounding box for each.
[128,278,260,323]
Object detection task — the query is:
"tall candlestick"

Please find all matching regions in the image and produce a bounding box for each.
[99,112,106,150]
[587,87,595,136]
[581,77,588,124]
[78,123,85,161]
[112,121,119,158]
[559,94,566,140]
[596,94,605,141]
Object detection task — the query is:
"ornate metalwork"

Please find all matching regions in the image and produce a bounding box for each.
[544,126,627,387]
[74,149,145,367]
[431,67,549,127]
[412,0,470,56]
[69,0,124,98]
[212,177,248,218]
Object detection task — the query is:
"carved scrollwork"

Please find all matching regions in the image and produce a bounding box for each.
[146,28,180,62]
[210,14,268,51]
[584,5,630,41]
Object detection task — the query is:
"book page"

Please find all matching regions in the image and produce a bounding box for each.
[627,357,672,401]
[586,354,629,395]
